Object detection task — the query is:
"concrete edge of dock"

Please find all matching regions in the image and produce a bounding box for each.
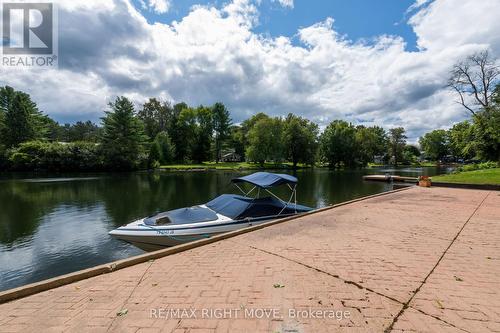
[0,186,413,304]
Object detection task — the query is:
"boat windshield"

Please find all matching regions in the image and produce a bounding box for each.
[206,194,310,220]
[144,206,218,226]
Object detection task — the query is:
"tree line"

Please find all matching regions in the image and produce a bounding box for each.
[0,51,498,172]
[0,86,415,171]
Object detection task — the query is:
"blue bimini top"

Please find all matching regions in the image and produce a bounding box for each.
[231,172,297,188]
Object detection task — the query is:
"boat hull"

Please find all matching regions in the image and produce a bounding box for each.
[109,215,290,251]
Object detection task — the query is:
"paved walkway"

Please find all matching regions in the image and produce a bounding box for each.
[0,187,499,333]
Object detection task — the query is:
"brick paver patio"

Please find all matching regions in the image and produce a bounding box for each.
[0,187,498,332]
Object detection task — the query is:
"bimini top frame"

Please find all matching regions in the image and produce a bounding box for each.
[231,172,298,214]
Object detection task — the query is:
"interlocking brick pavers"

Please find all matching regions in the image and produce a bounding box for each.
[408,191,500,332]
[0,187,498,333]
[234,188,488,303]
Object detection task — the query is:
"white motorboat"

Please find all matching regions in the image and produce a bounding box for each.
[109,172,312,251]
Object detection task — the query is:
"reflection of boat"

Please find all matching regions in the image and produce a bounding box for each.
[363,174,418,183]
[109,172,312,251]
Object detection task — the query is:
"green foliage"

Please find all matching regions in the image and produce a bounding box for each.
[282,114,318,167]
[212,102,231,162]
[138,98,172,140]
[319,120,358,168]
[455,161,499,172]
[229,125,245,159]
[192,106,213,163]
[175,107,198,163]
[388,127,407,166]
[246,117,284,165]
[7,141,102,171]
[355,125,388,165]
[239,113,269,156]
[448,121,476,160]
[101,97,148,170]
[473,107,500,162]
[419,129,449,161]
[59,121,101,142]
[0,87,47,148]
[402,145,420,164]
[150,131,175,165]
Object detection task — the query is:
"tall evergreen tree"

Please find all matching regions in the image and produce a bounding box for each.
[101,97,148,170]
[0,86,47,148]
[3,94,37,148]
[212,102,231,162]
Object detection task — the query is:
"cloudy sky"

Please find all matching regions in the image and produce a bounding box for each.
[2,0,500,141]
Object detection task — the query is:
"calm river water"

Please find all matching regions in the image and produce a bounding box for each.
[0,166,452,291]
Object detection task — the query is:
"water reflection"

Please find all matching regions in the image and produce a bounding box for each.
[0,167,449,291]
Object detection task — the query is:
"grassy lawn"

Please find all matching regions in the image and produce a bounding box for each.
[158,162,310,170]
[432,168,500,185]
[367,162,438,167]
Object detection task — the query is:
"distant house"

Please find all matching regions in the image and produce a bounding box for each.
[220,150,242,162]
[373,155,385,164]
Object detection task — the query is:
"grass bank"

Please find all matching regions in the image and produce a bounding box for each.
[158,162,311,171]
[367,162,438,167]
[432,168,500,185]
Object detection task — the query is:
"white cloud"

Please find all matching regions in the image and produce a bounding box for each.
[144,0,171,14]
[1,0,500,141]
[273,0,294,9]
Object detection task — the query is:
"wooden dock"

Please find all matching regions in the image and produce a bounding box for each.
[0,187,499,332]
[363,174,418,183]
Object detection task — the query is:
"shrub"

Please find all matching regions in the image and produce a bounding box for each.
[456,161,499,173]
[7,141,103,171]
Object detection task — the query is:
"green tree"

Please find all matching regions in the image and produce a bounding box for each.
[388,127,407,166]
[192,106,213,163]
[101,97,148,170]
[3,94,37,148]
[239,113,270,158]
[212,102,231,162]
[246,117,283,165]
[175,107,198,162]
[402,145,420,164]
[149,131,175,166]
[448,121,476,161]
[419,129,449,161]
[355,126,388,165]
[138,98,173,140]
[169,102,189,162]
[283,114,318,168]
[319,120,358,168]
[228,125,245,159]
[0,87,47,148]
[60,121,101,142]
[473,107,500,161]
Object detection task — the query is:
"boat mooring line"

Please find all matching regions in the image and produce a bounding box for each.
[383,191,491,333]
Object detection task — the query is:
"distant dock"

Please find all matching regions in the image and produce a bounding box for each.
[363,174,418,183]
[0,187,498,332]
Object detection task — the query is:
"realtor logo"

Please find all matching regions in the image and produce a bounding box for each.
[1,1,58,67]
